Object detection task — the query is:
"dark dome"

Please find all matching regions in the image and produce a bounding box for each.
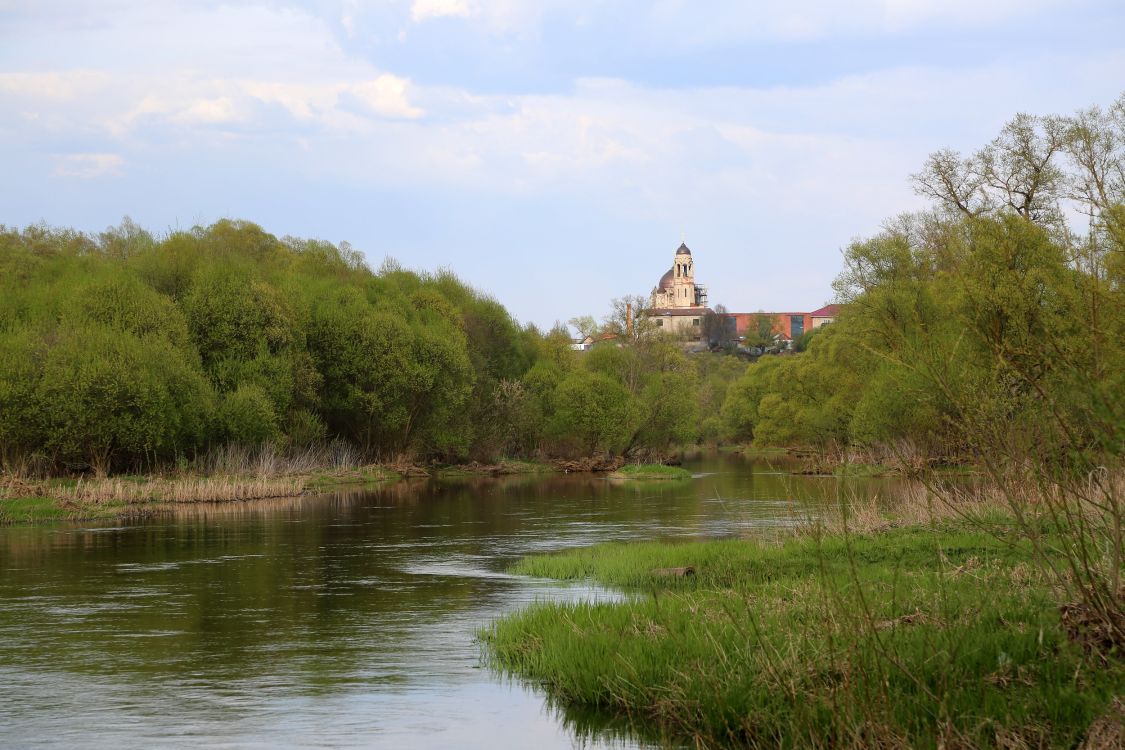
[675,243,692,256]
[658,268,674,289]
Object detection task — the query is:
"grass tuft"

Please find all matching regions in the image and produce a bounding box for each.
[610,464,692,481]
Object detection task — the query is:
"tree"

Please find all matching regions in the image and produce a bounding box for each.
[743,313,776,348]
[549,372,637,456]
[603,294,657,341]
[15,324,213,474]
[912,112,1069,230]
[911,148,988,217]
[630,370,699,451]
[701,303,735,349]
[567,315,600,340]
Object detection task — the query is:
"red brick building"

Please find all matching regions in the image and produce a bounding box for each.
[724,304,841,343]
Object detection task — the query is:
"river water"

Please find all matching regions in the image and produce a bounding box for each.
[0,454,899,749]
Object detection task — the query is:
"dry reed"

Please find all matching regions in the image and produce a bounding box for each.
[195,441,362,477]
[59,475,305,505]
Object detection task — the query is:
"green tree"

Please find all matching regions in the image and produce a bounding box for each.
[549,372,637,456]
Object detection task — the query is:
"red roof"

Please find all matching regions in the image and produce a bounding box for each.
[809,304,841,318]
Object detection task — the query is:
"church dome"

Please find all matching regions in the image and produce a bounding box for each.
[675,243,692,256]
[658,268,674,289]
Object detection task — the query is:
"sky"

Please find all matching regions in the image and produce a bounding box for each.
[2,1,1124,329]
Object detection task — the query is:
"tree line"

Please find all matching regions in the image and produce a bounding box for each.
[719,94,1124,467]
[3,94,1120,477]
[0,219,747,476]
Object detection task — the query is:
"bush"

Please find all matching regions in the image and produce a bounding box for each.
[0,323,213,473]
[219,384,279,446]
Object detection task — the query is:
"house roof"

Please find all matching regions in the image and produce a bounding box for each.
[809,304,842,318]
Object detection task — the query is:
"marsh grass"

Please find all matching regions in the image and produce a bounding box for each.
[196,441,364,477]
[0,440,399,523]
[0,495,79,524]
[484,510,1123,748]
[60,475,305,504]
[611,464,693,481]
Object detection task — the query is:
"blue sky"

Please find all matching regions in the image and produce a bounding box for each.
[2,0,1123,329]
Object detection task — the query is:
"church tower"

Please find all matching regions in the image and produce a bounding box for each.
[648,240,711,337]
[670,243,696,308]
[651,242,707,310]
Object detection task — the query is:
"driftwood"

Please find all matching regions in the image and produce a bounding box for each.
[651,566,695,578]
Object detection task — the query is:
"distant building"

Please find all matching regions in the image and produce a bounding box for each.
[810,304,841,328]
[647,242,711,335]
[572,332,621,351]
[720,305,841,348]
[640,241,841,345]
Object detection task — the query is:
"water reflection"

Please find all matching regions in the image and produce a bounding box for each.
[0,453,904,748]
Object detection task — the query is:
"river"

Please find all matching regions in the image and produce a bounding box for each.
[0,453,900,748]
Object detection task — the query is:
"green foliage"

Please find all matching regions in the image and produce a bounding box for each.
[721,355,786,442]
[549,371,637,455]
[4,216,723,472]
[612,463,691,480]
[0,219,535,473]
[218,384,280,445]
[183,272,297,367]
[721,210,1125,465]
[0,323,213,474]
[284,409,327,448]
[633,370,699,450]
[486,527,1122,748]
[472,379,544,460]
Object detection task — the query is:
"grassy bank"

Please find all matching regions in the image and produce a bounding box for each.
[0,455,560,525]
[0,465,395,525]
[483,506,1122,748]
[610,464,692,481]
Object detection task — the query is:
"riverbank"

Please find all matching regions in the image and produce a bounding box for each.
[482,492,1123,748]
[728,444,981,479]
[0,458,561,524]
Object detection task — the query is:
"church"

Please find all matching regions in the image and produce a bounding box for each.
[647,242,711,334]
[646,241,840,343]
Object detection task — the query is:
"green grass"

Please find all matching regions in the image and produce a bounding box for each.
[304,465,398,490]
[0,495,133,524]
[483,524,1121,748]
[833,462,894,477]
[610,464,692,481]
[738,445,791,460]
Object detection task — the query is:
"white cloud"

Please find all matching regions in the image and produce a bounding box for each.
[410,0,475,22]
[349,75,424,118]
[392,0,1082,41]
[172,97,242,125]
[52,153,123,178]
[0,71,109,100]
